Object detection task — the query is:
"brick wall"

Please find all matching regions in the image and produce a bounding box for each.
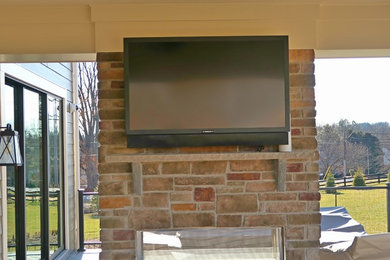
[97,50,320,260]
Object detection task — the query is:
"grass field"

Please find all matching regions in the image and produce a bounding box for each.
[320,184,387,234]
[7,200,100,246]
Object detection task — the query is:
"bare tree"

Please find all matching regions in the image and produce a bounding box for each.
[78,62,99,191]
[317,122,371,177]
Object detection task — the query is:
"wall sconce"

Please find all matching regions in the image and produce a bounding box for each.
[0,124,23,166]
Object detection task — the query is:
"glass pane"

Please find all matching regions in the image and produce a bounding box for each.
[137,228,283,260]
[24,89,43,259]
[3,84,16,259]
[48,97,63,256]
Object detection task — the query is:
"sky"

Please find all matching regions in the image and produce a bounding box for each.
[315,58,390,126]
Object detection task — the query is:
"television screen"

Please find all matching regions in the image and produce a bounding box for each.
[124,36,289,148]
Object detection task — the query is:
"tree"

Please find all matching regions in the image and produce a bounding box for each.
[317,124,343,175]
[348,132,384,175]
[317,120,368,177]
[78,62,99,191]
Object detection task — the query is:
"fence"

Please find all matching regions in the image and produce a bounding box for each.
[320,183,390,234]
[78,189,101,251]
[319,174,388,187]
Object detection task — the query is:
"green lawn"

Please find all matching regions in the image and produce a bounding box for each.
[320,185,387,234]
[7,200,100,245]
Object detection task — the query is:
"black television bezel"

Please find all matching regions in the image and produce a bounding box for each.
[124,36,290,148]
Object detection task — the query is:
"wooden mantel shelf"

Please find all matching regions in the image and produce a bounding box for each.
[106,150,315,163]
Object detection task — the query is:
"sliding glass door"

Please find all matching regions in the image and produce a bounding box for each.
[3,78,64,260]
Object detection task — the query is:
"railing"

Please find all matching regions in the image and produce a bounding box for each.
[78,189,101,251]
[320,183,390,233]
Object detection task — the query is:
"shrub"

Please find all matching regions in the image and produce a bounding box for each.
[326,171,336,194]
[353,168,366,187]
[388,169,390,182]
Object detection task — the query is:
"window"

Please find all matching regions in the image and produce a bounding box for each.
[3,78,64,259]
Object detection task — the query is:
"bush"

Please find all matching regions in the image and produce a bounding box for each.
[326,171,336,194]
[353,169,366,186]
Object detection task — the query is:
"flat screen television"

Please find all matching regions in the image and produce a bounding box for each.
[124,36,290,148]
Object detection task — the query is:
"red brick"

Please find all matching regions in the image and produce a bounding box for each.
[290,74,315,88]
[97,52,123,62]
[162,162,190,174]
[175,176,225,186]
[301,63,315,74]
[130,209,171,229]
[113,230,135,241]
[172,213,215,227]
[289,63,300,74]
[194,187,215,201]
[287,163,304,172]
[98,131,126,145]
[244,214,286,226]
[291,128,302,136]
[100,216,126,229]
[111,81,124,89]
[286,226,305,239]
[142,162,160,175]
[171,203,196,211]
[289,50,314,62]
[199,203,215,211]
[261,172,275,180]
[99,99,124,108]
[303,127,317,136]
[290,88,302,100]
[287,240,319,249]
[99,197,131,209]
[286,182,307,191]
[292,137,317,150]
[99,181,126,196]
[246,181,276,192]
[99,69,124,80]
[192,161,227,175]
[111,62,124,68]
[230,160,274,171]
[303,109,317,118]
[286,249,304,260]
[290,100,316,109]
[291,118,316,127]
[299,192,321,201]
[217,195,258,213]
[302,88,315,100]
[170,192,192,202]
[288,213,321,225]
[99,121,112,130]
[305,162,319,172]
[143,177,173,191]
[142,193,169,207]
[264,202,306,213]
[227,173,260,180]
[99,89,125,99]
[258,192,297,201]
[294,173,319,181]
[217,215,242,227]
[112,120,125,130]
[290,109,302,118]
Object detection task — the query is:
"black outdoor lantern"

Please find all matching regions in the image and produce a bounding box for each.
[0,124,23,166]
